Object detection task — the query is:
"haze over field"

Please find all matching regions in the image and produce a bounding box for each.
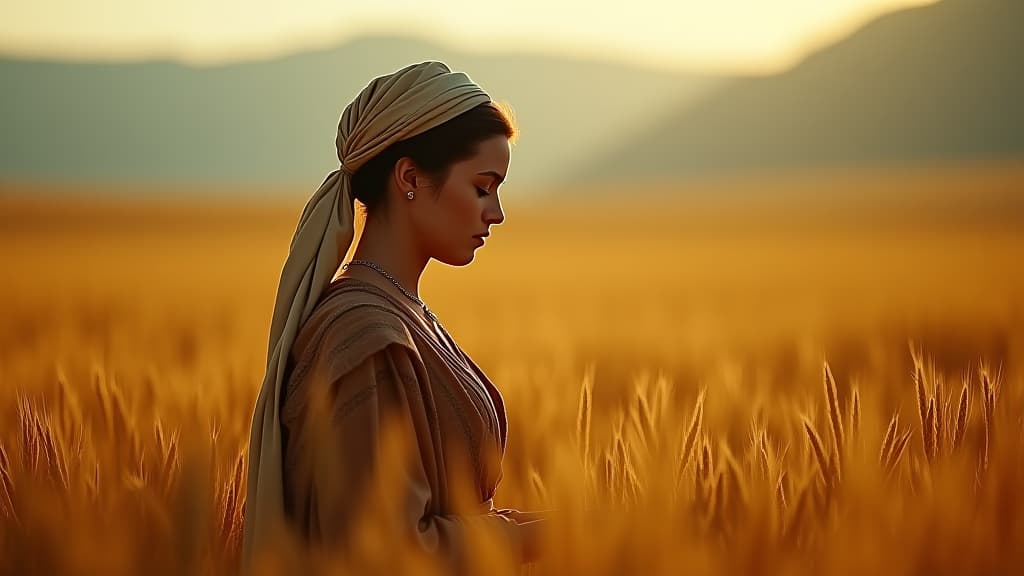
[3,2,1024,574]
[3,0,1020,197]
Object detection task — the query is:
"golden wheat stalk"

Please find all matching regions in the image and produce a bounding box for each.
[941,393,953,456]
[611,443,626,504]
[823,361,845,461]
[87,461,100,502]
[953,382,970,450]
[635,385,657,450]
[675,387,706,484]
[155,418,167,453]
[614,430,629,503]
[628,401,649,455]
[623,453,641,504]
[775,442,791,496]
[614,430,641,504]
[575,367,593,468]
[135,447,149,486]
[756,428,771,481]
[653,372,671,425]
[848,385,861,448]
[69,420,86,463]
[980,364,996,471]
[30,411,47,478]
[603,450,616,498]
[92,366,114,441]
[924,398,937,463]
[232,490,247,554]
[37,410,70,490]
[161,429,181,497]
[775,469,789,513]
[980,364,997,424]
[0,443,15,520]
[693,434,714,514]
[55,365,82,441]
[802,417,833,488]
[883,429,912,478]
[16,393,39,474]
[109,383,141,464]
[217,448,246,545]
[934,373,945,456]
[879,411,900,466]
[912,360,929,457]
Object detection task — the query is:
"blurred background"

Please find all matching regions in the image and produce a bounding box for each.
[2,0,1021,367]
[2,0,1022,192]
[2,1,1024,574]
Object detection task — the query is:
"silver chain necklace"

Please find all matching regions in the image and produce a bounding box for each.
[342,259,447,334]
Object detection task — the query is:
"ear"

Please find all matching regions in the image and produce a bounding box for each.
[392,157,420,192]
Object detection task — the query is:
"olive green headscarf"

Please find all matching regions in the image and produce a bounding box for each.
[242,60,491,570]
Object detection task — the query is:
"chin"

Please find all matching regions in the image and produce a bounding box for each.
[436,249,476,267]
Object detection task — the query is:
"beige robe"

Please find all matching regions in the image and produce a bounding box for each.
[279,276,529,571]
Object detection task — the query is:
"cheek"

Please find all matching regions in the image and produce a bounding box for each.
[426,191,477,241]
[444,189,482,223]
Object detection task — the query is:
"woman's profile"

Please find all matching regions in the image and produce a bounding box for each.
[242,61,549,573]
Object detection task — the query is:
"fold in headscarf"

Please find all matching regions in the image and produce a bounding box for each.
[242,61,491,570]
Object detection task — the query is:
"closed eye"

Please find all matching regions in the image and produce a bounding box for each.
[476,187,490,197]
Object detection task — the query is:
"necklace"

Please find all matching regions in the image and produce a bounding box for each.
[341,259,453,344]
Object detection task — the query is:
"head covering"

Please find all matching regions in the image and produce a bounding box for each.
[242,61,491,569]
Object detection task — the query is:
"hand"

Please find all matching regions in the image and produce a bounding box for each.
[492,508,559,563]
[493,508,554,524]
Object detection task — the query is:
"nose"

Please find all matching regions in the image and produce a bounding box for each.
[484,197,505,227]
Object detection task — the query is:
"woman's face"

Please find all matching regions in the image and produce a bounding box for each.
[412,135,510,266]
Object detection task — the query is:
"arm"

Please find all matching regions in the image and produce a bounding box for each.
[303,340,530,572]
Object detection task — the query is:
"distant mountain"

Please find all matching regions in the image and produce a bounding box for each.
[0,36,719,193]
[566,0,1024,184]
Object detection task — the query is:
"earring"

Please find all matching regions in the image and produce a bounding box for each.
[407,191,415,200]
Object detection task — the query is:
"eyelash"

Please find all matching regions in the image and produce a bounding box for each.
[476,187,490,197]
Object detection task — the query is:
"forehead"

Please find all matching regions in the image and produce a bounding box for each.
[466,135,510,171]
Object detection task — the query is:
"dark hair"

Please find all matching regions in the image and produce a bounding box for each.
[351,101,517,217]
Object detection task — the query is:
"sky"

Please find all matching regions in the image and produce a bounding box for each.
[0,0,938,74]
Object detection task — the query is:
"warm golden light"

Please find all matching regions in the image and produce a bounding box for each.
[0,0,938,73]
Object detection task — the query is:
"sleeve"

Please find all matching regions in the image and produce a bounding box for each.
[297,337,532,572]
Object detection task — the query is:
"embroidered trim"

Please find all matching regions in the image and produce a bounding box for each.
[335,384,378,421]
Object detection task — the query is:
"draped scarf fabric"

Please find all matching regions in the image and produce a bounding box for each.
[242,61,492,570]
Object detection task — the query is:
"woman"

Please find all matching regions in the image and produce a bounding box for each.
[242,61,548,574]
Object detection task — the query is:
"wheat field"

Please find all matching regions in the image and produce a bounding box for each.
[2,166,1023,575]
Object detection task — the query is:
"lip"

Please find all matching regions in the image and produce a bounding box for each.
[473,236,486,245]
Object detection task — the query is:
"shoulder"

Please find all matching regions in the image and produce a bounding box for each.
[283,282,428,423]
[288,279,420,389]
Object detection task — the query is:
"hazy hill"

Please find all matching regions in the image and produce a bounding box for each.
[0,36,719,193]
[567,0,1024,184]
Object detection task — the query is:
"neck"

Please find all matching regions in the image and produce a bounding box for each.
[347,214,429,300]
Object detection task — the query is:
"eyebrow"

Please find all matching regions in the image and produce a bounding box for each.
[477,170,506,185]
